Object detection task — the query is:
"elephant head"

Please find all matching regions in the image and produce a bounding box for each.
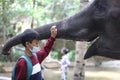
[2,0,120,59]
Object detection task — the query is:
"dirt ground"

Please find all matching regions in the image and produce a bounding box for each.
[1,61,120,80]
[42,67,120,80]
[1,67,120,80]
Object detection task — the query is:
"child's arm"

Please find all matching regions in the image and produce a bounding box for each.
[37,36,55,63]
[37,26,57,63]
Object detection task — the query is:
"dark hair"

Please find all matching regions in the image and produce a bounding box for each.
[61,47,69,54]
[21,29,39,47]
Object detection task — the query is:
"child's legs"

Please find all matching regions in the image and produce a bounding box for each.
[61,71,67,80]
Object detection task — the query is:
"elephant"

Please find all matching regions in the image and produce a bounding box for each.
[1,0,120,59]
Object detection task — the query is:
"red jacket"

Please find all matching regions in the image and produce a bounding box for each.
[15,37,55,80]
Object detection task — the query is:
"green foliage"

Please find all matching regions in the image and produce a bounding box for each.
[0,0,79,34]
[50,51,59,59]
[12,52,23,61]
[36,0,80,24]
[67,50,76,61]
[0,0,80,34]
[12,46,24,61]
[50,50,76,61]
[0,54,9,62]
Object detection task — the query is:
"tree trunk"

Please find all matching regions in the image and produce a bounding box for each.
[31,0,36,28]
[73,42,87,80]
[2,0,7,44]
[73,0,89,80]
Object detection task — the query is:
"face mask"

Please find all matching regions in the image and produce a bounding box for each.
[30,46,39,57]
[30,46,39,53]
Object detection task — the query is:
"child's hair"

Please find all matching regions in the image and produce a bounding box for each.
[61,47,69,54]
[21,29,39,47]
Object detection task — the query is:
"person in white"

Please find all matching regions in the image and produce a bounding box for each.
[59,47,70,80]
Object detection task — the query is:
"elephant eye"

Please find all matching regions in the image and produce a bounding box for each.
[93,0,107,19]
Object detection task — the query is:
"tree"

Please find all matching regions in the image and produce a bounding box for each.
[73,0,89,80]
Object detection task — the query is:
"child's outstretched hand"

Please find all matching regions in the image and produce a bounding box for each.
[51,26,57,38]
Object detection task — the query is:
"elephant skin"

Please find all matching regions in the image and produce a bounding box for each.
[2,0,120,59]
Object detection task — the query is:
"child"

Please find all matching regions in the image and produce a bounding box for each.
[59,47,70,80]
[12,26,57,80]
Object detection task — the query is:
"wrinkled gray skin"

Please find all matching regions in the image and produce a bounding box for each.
[2,0,120,59]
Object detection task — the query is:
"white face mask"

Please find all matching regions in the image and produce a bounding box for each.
[30,46,39,57]
[30,46,39,53]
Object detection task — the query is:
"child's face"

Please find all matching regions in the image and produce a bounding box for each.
[26,39,39,50]
[31,39,39,47]
[61,50,65,55]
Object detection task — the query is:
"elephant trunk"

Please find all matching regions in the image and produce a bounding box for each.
[34,21,63,40]
[2,33,23,55]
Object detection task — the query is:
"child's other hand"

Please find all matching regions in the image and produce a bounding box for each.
[50,26,57,38]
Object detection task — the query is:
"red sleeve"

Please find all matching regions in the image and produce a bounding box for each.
[15,59,27,80]
[37,36,55,63]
